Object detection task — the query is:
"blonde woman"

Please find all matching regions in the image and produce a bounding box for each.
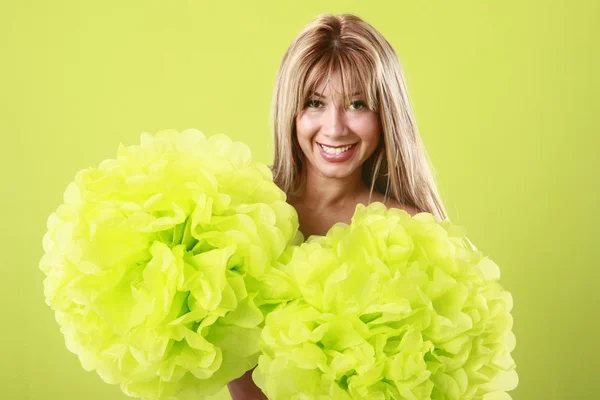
[227,12,449,399]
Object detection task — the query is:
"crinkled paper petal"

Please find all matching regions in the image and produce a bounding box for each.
[255,202,517,399]
[39,129,299,399]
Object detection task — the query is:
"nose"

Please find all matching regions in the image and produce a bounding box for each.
[321,101,347,138]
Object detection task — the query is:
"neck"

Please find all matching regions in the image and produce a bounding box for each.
[293,163,371,210]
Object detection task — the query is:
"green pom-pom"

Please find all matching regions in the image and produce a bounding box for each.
[39,129,300,399]
[254,202,518,399]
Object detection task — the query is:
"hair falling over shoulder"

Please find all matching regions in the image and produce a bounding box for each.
[270,13,449,223]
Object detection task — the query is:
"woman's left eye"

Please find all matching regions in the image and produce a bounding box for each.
[350,100,366,110]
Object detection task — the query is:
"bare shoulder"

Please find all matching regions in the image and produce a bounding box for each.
[385,200,421,217]
[367,192,420,217]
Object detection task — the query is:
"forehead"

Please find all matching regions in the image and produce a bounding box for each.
[309,71,364,97]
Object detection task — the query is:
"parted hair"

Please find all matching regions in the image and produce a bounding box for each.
[270,13,448,222]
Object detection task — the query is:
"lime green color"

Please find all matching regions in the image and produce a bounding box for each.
[39,130,300,399]
[254,203,517,399]
[1,1,598,399]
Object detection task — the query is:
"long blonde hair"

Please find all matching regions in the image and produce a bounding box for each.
[270,13,448,222]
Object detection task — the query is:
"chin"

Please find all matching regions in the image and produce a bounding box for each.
[313,162,359,179]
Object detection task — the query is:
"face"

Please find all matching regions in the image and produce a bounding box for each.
[295,72,381,182]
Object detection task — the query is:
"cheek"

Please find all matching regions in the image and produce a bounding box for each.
[294,124,313,157]
[373,131,382,148]
[368,116,382,146]
[295,117,317,144]
[365,128,380,142]
[355,117,381,146]
[364,136,380,159]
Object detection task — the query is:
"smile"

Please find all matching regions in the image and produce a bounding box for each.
[318,142,358,155]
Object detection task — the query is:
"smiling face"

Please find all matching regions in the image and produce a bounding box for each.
[295,72,382,182]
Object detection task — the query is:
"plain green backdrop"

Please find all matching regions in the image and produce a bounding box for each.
[1,1,598,399]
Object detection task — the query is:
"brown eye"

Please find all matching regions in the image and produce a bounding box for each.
[304,99,323,108]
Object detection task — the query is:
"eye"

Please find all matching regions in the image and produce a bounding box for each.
[349,100,366,110]
[304,99,323,108]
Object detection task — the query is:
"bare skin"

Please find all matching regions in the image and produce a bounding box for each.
[289,186,419,238]
[227,368,266,400]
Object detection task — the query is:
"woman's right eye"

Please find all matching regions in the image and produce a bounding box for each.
[304,99,323,108]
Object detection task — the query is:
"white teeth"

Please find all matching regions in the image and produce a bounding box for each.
[320,143,354,155]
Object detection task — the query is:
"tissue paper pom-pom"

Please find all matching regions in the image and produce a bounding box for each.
[253,202,517,400]
[39,129,301,399]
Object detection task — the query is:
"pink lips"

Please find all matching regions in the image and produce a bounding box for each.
[317,142,358,163]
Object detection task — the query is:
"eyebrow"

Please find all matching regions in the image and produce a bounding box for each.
[311,91,362,98]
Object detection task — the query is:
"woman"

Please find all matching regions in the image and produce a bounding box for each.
[227,12,448,399]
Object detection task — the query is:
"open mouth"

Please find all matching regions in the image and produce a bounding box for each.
[317,142,358,155]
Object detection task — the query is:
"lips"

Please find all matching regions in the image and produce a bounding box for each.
[316,142,358,163]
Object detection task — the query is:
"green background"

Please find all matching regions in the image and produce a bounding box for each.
[1,1,597,399]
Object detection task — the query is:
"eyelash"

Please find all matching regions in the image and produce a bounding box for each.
[304,99,366,110]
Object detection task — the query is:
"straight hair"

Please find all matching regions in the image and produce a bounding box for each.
[270,13,449,223]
